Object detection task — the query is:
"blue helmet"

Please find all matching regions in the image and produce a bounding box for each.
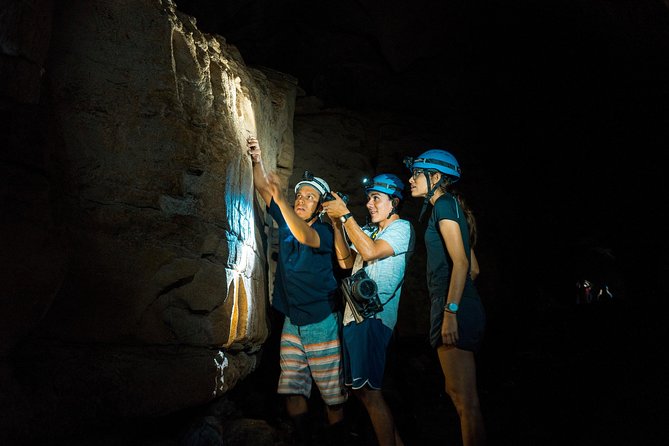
[404,149,461,182]
[363,173,404,200]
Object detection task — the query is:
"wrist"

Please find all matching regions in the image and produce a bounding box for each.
[337,252,351,261]
[339,212,353,223]
[443,302,459,314]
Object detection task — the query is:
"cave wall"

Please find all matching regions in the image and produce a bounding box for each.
[1,0,294,441]
[1,0,62,356]
[37,0,285,350]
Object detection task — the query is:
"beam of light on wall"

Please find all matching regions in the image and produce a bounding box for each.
[223,155,256,346]
[216,73,269,347]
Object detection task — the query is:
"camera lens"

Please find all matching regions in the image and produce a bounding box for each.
[352,277,377,300]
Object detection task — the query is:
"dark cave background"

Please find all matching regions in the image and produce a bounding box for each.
[178,0,669,302]
[173,1,669,444]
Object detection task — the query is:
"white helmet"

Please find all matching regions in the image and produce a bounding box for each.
[294,170,330,200]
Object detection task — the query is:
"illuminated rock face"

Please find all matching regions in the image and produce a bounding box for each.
[41,0,293,351]
[1,0,293,438]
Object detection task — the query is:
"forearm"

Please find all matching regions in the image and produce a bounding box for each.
[252,160,272,205]
[439,219,470,305]
[333,222,354,269]
[275,196,321,247]
[445,260,469,305]
[342,217,383,261]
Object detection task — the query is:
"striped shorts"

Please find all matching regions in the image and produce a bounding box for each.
[277,312,348,406]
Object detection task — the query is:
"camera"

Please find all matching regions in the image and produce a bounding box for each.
[344,269,382,318]
[300,170,348,204]
[322,190,349,204]
[349,270,378,302]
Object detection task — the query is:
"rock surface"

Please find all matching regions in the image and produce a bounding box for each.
[1,1,295,442]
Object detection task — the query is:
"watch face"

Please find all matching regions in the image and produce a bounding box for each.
[446,303,459,312]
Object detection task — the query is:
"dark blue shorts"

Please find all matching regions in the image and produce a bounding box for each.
[429,295,486,352]
[342,318,393,390]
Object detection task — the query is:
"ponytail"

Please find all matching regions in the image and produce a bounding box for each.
[438,182,477,248]
[456,194,477,249]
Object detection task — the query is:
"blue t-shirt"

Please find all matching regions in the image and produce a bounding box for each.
[352,219,415,330]
[424,193,478,301]
[268,199,338,326]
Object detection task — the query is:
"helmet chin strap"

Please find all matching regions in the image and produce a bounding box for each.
[387,197,400,219]
[419,172,445,222]
[305,204,322,223]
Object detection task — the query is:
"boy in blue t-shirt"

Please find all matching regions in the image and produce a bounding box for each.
[247,137,346,445]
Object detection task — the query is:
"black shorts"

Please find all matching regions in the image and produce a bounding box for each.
[429,294,486,351]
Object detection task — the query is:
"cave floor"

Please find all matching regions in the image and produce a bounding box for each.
[58,301,664,446]
[226,301,665,446]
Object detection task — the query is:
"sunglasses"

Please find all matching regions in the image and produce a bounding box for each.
[411,169,427,179]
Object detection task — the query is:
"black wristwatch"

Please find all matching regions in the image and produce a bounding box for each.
[444,302,459,313]
[340,212,352,223]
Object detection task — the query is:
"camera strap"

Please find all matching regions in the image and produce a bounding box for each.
[366,224,406,306]
[356,252,404,309]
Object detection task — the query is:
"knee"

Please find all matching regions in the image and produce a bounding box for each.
[445,385,480,415]
[327,402,345,413]
[286,394,305,404]
[286,394,308,414]
[444,383,464,404]
[353,387,382,407]
[353,387,369,403]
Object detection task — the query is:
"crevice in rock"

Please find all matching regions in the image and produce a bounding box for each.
[156,274,195,298]
[83,198,161,212]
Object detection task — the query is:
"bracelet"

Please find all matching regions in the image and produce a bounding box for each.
[337,254,351,261]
